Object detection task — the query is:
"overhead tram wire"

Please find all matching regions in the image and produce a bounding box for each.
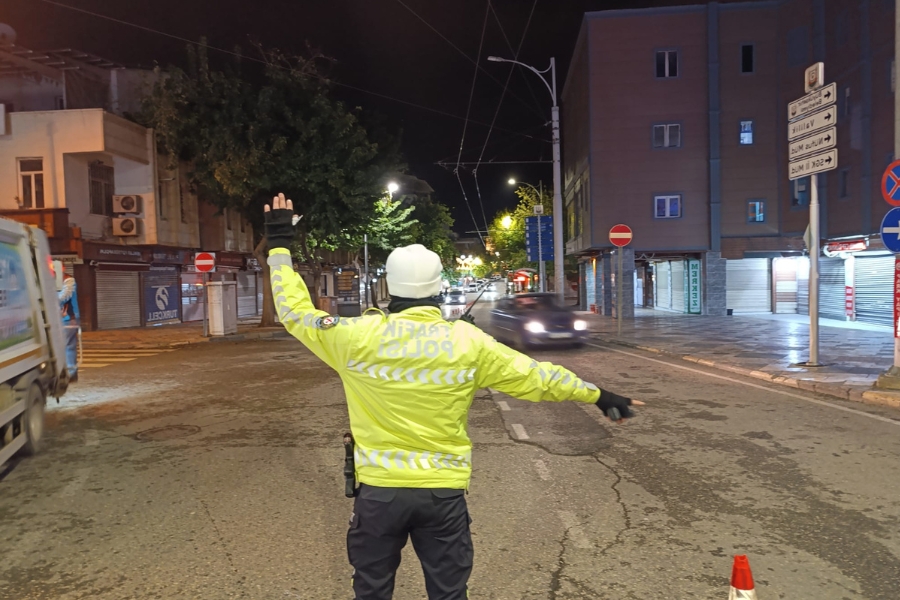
[472,0,540,233]
[453,0,492,249]
[488,1,545,118]
[36,0,538,143]
[392,0,546,122]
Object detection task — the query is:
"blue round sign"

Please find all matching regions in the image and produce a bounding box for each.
[880,207,900,253]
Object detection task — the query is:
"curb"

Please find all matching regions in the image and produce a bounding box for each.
[82,329,290,350]
[590,334,897,410]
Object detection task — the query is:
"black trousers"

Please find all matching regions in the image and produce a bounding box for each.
[347,484,474,600]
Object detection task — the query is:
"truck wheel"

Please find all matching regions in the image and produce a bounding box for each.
[21,384,45,456]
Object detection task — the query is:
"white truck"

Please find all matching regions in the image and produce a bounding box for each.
[0,217,69,466]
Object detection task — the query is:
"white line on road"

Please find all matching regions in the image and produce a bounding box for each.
[533,459,551,481]
[497,400,511,411]
[557,511,592,549]
[511,424,530,440]
[85,430,99,446]
[60,467,92,498]
[588,343,900,428]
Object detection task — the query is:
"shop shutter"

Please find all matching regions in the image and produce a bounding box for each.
[586,263,596,310]
[773,257,799,314]
[237,272,259,318]
[656,262,671,309]
[854,255,893,327]
[96,271,141,329]
[671,261,686,313]
[819,258,846,321]
[726,259,771,313]
[797,260,809,315]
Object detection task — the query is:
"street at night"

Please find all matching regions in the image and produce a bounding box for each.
[3,300,899,599]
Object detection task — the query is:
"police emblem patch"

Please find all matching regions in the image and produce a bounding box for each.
[316,315,340,329]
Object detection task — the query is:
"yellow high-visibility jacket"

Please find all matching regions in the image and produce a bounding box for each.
[269,248,601,489]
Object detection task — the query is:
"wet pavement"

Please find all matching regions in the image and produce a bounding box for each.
[2,326,900,598]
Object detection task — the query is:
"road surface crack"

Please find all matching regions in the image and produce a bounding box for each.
[592,454,633,557]
[195,491,248,597]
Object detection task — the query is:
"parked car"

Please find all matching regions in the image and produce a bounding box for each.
[466,283,479,293]
[489,293,588,348]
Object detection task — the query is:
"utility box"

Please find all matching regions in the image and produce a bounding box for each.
[318,296,338,315]
[208,281,238,336]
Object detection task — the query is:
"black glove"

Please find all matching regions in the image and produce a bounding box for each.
[264,208,296,250]
[596,388,635,420]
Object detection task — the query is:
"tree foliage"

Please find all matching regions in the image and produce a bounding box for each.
[488,183,552,272]
[140,42,403,322]
[408,197,457,268]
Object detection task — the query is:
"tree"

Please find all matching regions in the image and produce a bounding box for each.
[488,183,550,272]
[141,42,402,325]
[408,197,456,268]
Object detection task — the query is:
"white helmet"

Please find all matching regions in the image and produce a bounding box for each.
[385,244,443,299]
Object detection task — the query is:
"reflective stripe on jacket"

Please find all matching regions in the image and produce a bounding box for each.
[269,248,600,489]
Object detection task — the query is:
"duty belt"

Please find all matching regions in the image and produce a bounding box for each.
[354,444,472,471]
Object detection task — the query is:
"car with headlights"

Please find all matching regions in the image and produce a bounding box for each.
[482,282,500,301]
[444,289,468,305]
[488,293,588,348]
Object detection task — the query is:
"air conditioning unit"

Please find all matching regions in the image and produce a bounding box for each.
[113,195,142,214]
[113,217,140,237]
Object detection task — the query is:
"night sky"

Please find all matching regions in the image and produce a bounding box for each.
[3,0,759,237]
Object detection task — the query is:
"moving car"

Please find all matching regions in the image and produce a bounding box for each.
[489,293,588,348]
[483,283,500,301]
[466,283,479,293]
[444,289,468,305]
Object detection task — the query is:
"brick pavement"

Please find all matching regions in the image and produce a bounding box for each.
[82,319,288,349]
[581,309,900,408]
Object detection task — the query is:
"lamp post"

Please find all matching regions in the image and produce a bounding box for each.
[489,55,563,299]
[507,179,547,292]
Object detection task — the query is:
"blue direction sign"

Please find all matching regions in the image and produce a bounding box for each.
[880,207,900,253]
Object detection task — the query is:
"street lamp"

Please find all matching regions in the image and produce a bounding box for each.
[387,181,399,197]
[507,178,516,185]
[489,54,564,299]
[501,215,513,229]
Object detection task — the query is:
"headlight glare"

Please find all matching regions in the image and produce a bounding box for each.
[525,321,545,333]
[573,320,587,331]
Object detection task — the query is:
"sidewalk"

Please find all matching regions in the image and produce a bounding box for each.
[82,318,290,349]
[580,309,900,409]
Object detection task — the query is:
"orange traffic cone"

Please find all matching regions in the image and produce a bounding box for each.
[728,555,758,600]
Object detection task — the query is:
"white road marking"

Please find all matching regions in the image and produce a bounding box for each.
[85,430,100,446]
[80,358,138,363]
[497,400,511,411]
[511,424,530,440]
[79,364,112,369]
[557,511,592,549]
[533,459,551,481]
[60,467,92,498]
[587,343,900,428]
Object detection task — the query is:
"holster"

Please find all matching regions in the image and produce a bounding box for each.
[343,432,358,498]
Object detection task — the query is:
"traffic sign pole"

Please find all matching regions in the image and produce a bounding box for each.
[617,249,623,337]
[608,224,633,337]
[808,174,821,366]
[202,273,209,338]
[537,214,546,292]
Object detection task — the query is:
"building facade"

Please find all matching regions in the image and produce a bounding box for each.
[0,42,260,330]
[563,0,896,326]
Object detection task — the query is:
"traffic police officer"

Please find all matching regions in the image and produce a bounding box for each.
[264,194,642,600]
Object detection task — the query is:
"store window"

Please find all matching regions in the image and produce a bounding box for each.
[17,158,44,209]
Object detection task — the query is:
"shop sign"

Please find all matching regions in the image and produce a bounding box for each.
[687,259,702,314]
[823,239,867,256]
[151,249,189,264]
[84,243,147,263]
[144,266,181,324]
[845,286,854,318]
[334,267,360,303]
[53,254,83,265]
[216,252,246,268]
[246,257,262,271]
[895,258,900,339]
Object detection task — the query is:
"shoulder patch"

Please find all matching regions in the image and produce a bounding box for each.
[316,315,340,329]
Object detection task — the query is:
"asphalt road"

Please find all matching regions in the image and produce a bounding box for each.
[2,299,900,599]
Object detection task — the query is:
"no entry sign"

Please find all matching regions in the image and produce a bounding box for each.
[609,224,633,247]
[194,252,216,273]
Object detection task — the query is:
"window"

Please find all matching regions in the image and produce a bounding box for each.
[741,44,754,74]
[89,162,115,216]
[787,26,809,68]
[740,120,754,145]
[839,86,851,119]
[55,96,65,110]
[653,124,681,148]
[839,168,850,198]
[836,12,849,47]
[225,208,233,231]
[240,213,245,233]
[17,158,44,209]
[655,50,678,78]
[654,194,682,219]
[792,177,810,207]
[747,200,765,223]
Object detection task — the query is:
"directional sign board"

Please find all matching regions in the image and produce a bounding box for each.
[789,127,836,161]
[609,224,633,247]
[882,159,900,207]
[787,106,836,141]
[194,252,216,273]
[788,82,836,120]
[880,207,900,253]
[789,149,838,180]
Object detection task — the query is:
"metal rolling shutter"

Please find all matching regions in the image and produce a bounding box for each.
[96,271,141,329]
[726,259,771,313]
[773,258,799,314]
[656,262,671,309]
[671,261,686,313]
[586,263,596,310]
[798,261,809,315]
[819,258,846,321]
[237,272,258,318]
[854,255,893,326]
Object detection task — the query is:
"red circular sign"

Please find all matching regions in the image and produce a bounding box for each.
[194,252,216,273]
[882,159,900,207]
[609,224,633,247]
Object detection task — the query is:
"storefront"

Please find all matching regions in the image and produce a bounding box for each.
[143,249,187,327]
[650,259,701,314]
[725,259,771,314]
[853,253,893,327]
[182,252,260,322]
[83,243,148,330]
